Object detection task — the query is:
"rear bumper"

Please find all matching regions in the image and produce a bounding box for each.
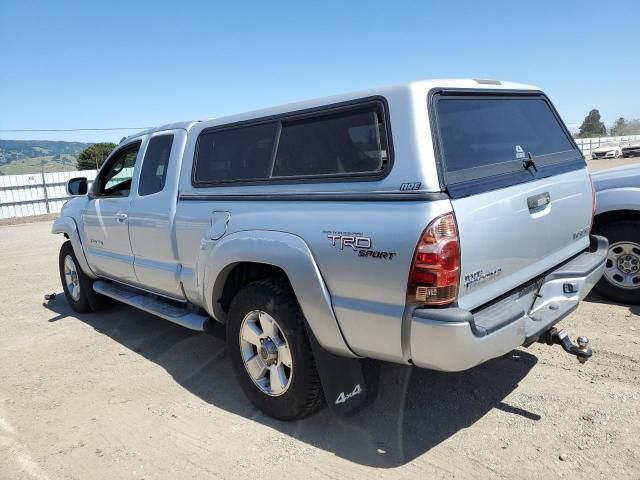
[409,235,608,371]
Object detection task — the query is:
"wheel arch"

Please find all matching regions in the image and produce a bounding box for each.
[51,216,97,279]
[594,188,640,222]
[593,209,640,231]
[201,230,356,358]
[217,261,291,318]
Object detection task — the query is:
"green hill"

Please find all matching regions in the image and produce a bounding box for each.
[0,140,91,175]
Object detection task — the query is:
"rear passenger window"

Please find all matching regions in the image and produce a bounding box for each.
[272,106,388,177]
[192,101,390,185]
[194,123,278,184]
[139,134,174,196]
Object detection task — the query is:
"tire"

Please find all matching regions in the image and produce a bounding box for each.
[593,221,640,305]
[59,241,112,313]
[227,277,324,420]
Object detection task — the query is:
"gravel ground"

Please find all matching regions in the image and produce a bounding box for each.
[587,156,639,172]
[1,196,639,479]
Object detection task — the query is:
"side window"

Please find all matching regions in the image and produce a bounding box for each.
[139,135,174,196]
[272,105,387,177]
[191,101,390,185]
[98,143,140,197]
[194,123,278,184]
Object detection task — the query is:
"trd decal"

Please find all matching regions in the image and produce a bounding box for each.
[324,231,396,260]
[358,250,396,260]
[327,233,371,251]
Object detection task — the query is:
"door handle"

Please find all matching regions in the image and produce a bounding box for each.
[115,212,128,222]
[527,192,550,210]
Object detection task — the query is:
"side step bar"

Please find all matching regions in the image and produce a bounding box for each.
[93,280,209,331]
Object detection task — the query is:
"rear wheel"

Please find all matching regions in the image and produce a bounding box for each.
[59,241,112,312]
[227,278,324,420]
[594,221,640,304]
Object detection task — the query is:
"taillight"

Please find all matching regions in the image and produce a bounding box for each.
[407,213,460,306]
[589,175,597,232]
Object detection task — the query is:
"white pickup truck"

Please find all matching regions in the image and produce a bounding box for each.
[53,79,607,419]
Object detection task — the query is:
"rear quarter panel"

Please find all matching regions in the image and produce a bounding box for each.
[594,165,640,214]
[175,199,452,363]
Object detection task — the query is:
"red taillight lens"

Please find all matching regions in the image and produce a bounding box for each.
[589,175,597,232]
[407,213,460,306]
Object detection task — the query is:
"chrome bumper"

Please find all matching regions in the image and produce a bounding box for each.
[409,235,608,372]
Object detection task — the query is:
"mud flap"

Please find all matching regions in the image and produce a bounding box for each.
[305,323,368,415]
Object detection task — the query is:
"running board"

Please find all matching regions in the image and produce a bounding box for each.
[93,280,209,331]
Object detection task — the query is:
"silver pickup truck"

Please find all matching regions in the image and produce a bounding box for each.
[53,79,607,420]
[592,164,640,304]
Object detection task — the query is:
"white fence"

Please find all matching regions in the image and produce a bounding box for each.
[574,134,640,157]
[0,167,136,219]
[0,170,98,219]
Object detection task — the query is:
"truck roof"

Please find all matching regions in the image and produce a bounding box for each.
[126,79,540,140]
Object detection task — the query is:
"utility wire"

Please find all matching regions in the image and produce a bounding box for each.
[0,127,153,132]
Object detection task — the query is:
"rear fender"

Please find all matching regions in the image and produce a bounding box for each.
[200,230,356,358]
[596,187,640,215]
[51,216,97,279]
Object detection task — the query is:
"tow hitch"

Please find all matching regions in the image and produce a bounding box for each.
[538,328,592,364]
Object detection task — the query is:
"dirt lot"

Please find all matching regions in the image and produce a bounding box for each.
[1,185,639,479]
[587,156,639,172]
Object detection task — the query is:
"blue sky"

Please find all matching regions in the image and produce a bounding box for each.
[1,0,639,143]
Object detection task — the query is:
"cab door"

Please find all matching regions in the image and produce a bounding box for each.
[128,130,186,299]
[81,140,144,284]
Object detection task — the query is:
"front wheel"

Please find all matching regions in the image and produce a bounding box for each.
[59,241,111,313]
[227,278,324,420]
[593,221,640,304]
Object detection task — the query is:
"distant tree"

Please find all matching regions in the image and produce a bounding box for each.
[578,109,607,138]
[610,117,627,136]
[626,119,640,135]
[76,143,116,170]
[610,117,640,136]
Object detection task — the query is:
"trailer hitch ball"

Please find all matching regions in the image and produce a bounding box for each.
[538,328,592,364]
[577,336,590,364]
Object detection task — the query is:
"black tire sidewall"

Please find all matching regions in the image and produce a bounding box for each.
[227,279,321,420]
[594,221,640,305]
[59,241,93,313]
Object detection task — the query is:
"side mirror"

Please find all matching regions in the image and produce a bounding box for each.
[67,177,88,196]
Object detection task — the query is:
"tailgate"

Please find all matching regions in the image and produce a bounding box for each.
[453,169,592,310]
[431,91,592,310]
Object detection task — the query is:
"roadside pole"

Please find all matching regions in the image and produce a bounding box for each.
[41,167,50,214]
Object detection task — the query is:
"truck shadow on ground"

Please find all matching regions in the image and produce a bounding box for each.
[584,291,640,316]
[44,297,540,468]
